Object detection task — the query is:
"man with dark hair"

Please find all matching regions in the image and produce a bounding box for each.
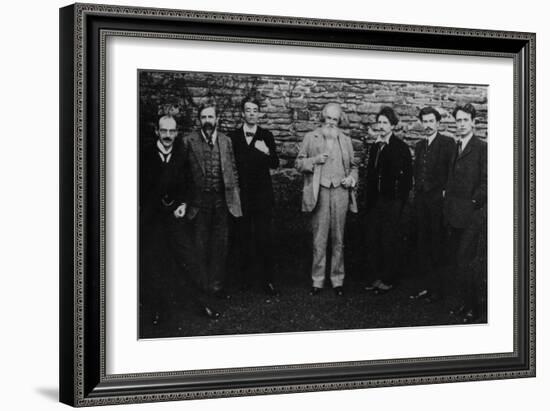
[444,103,487,323]
[364,106,413,293]
[296,102,358,296]
[229,97,280,296]
[172,103,242,312]
[140,115,221,325]
[410,107,456,302]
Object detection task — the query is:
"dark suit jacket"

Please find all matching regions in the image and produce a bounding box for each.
[173,131,242,219]
[229,126,279,213]
[140,141,180,224]
[365,134,413,208]
[443,135,487,229]
[413,133,456,195]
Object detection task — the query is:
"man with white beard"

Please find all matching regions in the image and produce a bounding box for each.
[296,102,358,296]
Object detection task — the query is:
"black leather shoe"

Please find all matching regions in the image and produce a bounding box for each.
[334,286,344,296]
[462,309,478,324]
[409,289,429,300]
[264,282,280,297]
[213,290,231,300]
[202,305,221,320]
[449,304,465,317]
[309,287,322,296]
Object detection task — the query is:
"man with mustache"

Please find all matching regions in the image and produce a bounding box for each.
[364,106,413,293]
[296,102,358,296]
[172,103,242,315]
[410,107,455,302]
[140,115,222,323]
[140,115,181,326]
[443,103,487,323]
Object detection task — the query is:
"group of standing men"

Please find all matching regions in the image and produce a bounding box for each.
[140,97,486,326]
[140,98,281,323]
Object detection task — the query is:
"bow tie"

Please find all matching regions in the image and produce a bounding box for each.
[245,131,255,137]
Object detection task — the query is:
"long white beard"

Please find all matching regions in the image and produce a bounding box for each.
[322,126,338,140]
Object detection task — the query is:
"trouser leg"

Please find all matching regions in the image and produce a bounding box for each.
[429,196,444,269]
[457,218,482,315]
[329,187,349,288]
[380,199,403,284]
[367,202,383,281]
[311,187,330,288]
[140,218,170,314]
[236,213,254,286]
[192,208,212,292]
[209,206,229,293]
[166,218,212,309]
[416,193,431,274]
[417,192,444,294]
[252,208,274,284]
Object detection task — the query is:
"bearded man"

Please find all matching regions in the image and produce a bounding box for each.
[296,102,358,296]
[172,103,242,308]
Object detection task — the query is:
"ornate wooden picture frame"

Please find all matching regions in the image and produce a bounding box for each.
[59,3,535,406]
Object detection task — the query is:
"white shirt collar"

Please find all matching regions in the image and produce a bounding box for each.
[427,132,438,146]
[156,139,173,155]
[200,129,217,145]
[243,124,257,144]
[156,140,173,163]
[243,123,258,135]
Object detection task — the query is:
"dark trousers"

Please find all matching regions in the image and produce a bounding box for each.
[415,191,445,293]
[236,208,274,286]
[446,209,486,316]
[139,212,211,331]
[186,194,229,294]
[367,197,404,284]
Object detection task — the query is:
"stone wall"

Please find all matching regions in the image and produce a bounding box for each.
[139,71,488,280]
[139,70,487,163]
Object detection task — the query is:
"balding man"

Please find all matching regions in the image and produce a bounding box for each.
[296,102,358,296]
[140,115,221,325]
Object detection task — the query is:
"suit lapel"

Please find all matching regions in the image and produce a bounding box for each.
[218,132,227,174]
[457,136,475,161]
[190,133,206,175]
[419,138,427,158]
[431,133,442,160]
[337,131,350,172]
[386,134,397,159]
[237,126,248,146]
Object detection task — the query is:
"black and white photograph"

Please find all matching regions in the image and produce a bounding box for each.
[53,1,536,408]
[138,70,488,339]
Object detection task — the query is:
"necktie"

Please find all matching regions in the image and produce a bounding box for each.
[375,142,386,169]
[245,131,255,137]
[207,136,213,148]
[158,151,171,163]
[457,139,463,156]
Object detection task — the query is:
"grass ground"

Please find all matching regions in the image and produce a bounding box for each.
[140,266,483,339]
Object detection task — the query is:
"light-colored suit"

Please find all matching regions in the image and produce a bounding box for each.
[296,128,358,213]
[296,128,358,288]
